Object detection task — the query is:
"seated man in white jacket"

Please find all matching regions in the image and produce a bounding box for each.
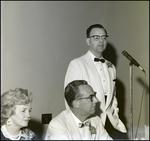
[45,80,112,140]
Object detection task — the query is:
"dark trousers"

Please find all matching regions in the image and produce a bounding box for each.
[105,116,128,140]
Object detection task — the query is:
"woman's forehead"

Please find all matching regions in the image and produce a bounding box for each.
[15,104,32,109]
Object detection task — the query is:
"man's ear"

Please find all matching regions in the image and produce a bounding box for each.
[86,38,90,46]
[73,100,79,109]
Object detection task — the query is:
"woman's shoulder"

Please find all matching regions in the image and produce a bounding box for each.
[1,126,39,140]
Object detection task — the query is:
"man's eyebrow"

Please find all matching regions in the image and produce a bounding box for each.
[101,35,108,37]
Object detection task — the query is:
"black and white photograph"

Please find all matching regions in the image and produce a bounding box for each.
[1,1,149,140]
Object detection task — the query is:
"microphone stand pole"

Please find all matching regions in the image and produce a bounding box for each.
[129,62,133,140]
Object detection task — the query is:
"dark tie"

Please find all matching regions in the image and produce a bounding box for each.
[78,121,97,134]
[94,58,105,63]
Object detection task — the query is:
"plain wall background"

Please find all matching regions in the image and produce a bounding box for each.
[1,1,149,139]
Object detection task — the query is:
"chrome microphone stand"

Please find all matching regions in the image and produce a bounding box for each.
[129,62,133,140]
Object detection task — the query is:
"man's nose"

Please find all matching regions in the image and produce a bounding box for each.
[98,37,104,45]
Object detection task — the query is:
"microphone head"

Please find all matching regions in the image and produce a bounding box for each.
[121,50,145,73]
[122,50,127,55]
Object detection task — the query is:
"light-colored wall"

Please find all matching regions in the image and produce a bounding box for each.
[1,1,149,139]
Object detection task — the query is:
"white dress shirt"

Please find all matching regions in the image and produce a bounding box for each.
[89,51,108,96]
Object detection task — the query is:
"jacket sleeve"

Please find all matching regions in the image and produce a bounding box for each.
[104,63,127,133]
[94,116,113,140]
[106,65,127,133]
[106,95,127,133]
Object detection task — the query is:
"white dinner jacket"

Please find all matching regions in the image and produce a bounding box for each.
[64,51,127,133]
[45,110,112,140]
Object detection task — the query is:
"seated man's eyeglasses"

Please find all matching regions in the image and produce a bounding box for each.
[89,35,109,41]
[77,92,97,102]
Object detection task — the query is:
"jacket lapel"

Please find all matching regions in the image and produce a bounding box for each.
[84,52,106,110]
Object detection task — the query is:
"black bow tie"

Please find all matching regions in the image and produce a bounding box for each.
[94,58,105,63]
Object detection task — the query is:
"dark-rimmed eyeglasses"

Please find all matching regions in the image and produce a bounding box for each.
[89,35,109,41]
[77,92,97,102]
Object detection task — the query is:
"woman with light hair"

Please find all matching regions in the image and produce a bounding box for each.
[1,88,38,140]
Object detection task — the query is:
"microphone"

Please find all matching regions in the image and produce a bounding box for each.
[122,50,145,73]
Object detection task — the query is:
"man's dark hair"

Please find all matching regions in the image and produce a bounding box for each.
[64,80,88,108]
[86,24,108,38]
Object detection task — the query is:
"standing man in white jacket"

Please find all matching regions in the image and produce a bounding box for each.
[64,24,127,139]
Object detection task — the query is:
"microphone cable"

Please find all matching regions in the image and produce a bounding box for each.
[134,71,147,139]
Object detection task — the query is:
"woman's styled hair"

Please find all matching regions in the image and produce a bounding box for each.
[64,80,88,108]
[1,88,33,126]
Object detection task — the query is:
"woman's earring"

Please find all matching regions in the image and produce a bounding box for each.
[6,119,12,126]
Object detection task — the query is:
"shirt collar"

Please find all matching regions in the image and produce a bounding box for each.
[88,50,104,62]
[70,110,89,127]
